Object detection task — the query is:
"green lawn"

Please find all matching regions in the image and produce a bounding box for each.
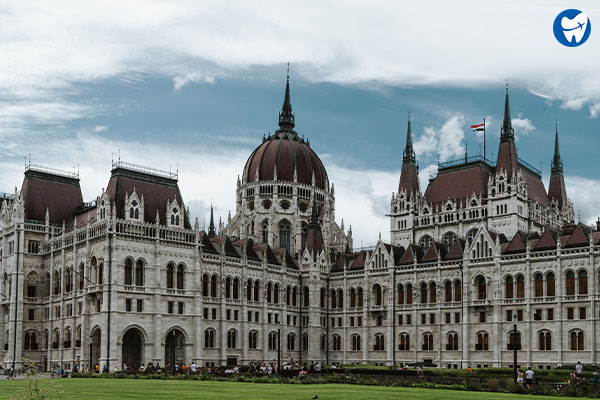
[0,379,582,400]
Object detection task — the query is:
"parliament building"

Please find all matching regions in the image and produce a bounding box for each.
[1,76,598,372]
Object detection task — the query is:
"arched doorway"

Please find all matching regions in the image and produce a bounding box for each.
[122,328,144,369]
[90,328,101,372]
[165,328,185,367]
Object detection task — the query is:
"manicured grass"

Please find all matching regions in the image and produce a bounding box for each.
[0,379,581,400]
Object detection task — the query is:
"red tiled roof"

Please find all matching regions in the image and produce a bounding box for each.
[272,248,298,269]
[532,229,557,251]
[199,231,219,254]
[398,245,423,265]
[254,243,280,265]
[21,170,83,224]
[424,164,491,205]
[564,223,590,248]
[106,167,190,228]
[496,140,518,179]
[211,235,240,257]
[243,131,328,189]
[522,169,548,205]
[398,162,419,196]
[349,251,367,270]
[548,173,567,208]
[420,244,438,263]
[504,231,527,254]
[445,239,465,260]
[306,225,324,257]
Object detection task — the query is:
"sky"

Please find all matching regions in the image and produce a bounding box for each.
[1,1,600,246]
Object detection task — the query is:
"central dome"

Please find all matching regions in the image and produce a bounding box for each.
[242,78,328,190]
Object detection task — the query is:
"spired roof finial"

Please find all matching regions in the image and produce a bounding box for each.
[501,81,514,140]
[403,112,416,163]
[278,63,295,130]
[208,203,216,238]
[551,120,563,173]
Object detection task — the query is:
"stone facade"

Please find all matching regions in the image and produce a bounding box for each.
[0,83,599,373]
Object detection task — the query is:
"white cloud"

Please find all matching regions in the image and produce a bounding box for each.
[561,97,587,111]
[93,125,108,133]
[414,114,465,163]
[418,164,438,192]
[589,103,600,119]
[173,72,216,91]
[511,114,535,137]
[565,175,600,226]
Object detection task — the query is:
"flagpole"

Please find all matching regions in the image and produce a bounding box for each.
[483,118,486,163]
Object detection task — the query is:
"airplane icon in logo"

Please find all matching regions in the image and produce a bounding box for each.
[562,21,586,31]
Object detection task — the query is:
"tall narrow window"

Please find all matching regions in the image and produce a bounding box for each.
[176,265,184,290]
[135,260,144,286]
[505,276,514,299]
[166,264,174,289]
[566,271,575,295]
[279,221,291,252]
[516,275,525,298]
[578,270,588,295]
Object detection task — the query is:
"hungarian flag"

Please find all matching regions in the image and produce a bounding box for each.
[471,123,484,132]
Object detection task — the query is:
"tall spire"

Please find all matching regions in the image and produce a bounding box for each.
[278,63,295,130]
[501,83,514,140]
[551,121,563,173]
[208,203,216,238]
[306,194,324,260]
[403,113,416,163]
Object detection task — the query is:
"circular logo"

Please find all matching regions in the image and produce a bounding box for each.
[553,9,591,47]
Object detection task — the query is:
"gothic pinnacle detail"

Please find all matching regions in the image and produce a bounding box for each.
[551,122,563,173]
[208,203,216,238]
[278,63,295,130]
[403,114,416,163]
[501,85,514,140]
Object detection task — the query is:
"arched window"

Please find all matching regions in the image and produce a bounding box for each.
[225,277,232,298]
[476,332,489,350]
[166,263,174,289]
[534,273,543,297]
[419,235,432,252]
[447,333,458,351]
[302,334,308,351]
[78,264,84,290]
[578,270,588,295]
[176,265,184,290]
[43,330,49,350]
[330,289,337,309]
[422,334,434,351]
[202,274,210,297]
[248,331,258,350]
[124,259,133,286]
[135,259,144,286]
[516,275,525,298]
[64,327,72,348]
[303,286,310,307]
[420,283,427,304]
[266,282,273,303]
[262,222,269,245]
[204,329,215,348]
[332,334,341,351]
[53,271,60,295]
[301,222,308,250]
[227,330,237,349]
[98,263,103,285]
[566,271,575,295]
[254,280,260,301]
[357,287,364,306]
[336,288,342,309]
[454,280,462,301]
[373,284,382,306]
[546,272,556,297]
[374,333,385,351]
[279,221,291,252]
[292,286,297,306]
[444,281,452,302]
[287,333,296,351]
[211,275,218,297]
[405,284,412,304]
[399,333,410,350]
[273,283,279,303]
[570,331,584,351]
[65,268,72,293]
[505,275,514,299]
[352,334,361,351]
[247,279,253,301]
[476,276,486,299]
[320,335,326,351]
[350,288,357,307]
[52,329,60,349]
[429,282,437,303]
[539,331,552,350]
[320,288,326,308]
[268,332,278,351]
[233,278,240,299]
[508,331,522,350]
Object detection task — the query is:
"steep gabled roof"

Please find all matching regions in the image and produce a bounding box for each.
[349,251,367,270]
[272,248,297,269]
[199,231,219,254]
[503,231,527,254]
[211,236,241,257]
[564,223,591,248]
[532,229,558,251]
[254,243,281,265]
[398,244,423,265]
[424,163,492,205]
[445,239,465,260]
[21,168,83,224]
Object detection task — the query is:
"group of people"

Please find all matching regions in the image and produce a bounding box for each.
[119,361,201,375]
[515,367,536,388]
[568,361,600,388]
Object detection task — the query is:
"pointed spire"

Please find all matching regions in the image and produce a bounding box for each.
[278,63,295,130]
[501,83,514,140]
[208,203,216,238]
[403,113,416,163]
[551,121,563,173]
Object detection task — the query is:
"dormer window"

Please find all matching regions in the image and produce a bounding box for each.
[129,200,139,219]
[171,208,179,226]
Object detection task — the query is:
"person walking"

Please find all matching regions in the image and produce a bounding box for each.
[575,361,583,384]
[525,367,534,389]
[516,368,524,386]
